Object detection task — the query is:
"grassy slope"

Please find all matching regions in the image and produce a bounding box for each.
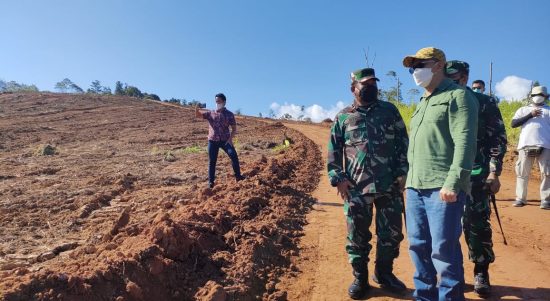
[394,100,527,148]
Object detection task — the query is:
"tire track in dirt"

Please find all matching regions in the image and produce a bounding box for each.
[280,122,550,301]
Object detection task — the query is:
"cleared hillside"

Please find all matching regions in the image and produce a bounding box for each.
[0,93,322,301]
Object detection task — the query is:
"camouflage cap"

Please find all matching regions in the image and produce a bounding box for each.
[402,47,446,67]
[445,60,470,75]
[531,86,548,97]
[351,68,379,83]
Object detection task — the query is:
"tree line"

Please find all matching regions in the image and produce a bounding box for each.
[0,77,205,108]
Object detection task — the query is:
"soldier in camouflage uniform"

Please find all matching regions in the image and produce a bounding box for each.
[446,60,507,298]
[327,67,409,299]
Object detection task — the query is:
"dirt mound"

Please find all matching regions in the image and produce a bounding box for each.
[0,93,322,301]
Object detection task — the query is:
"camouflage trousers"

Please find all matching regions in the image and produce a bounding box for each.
[344,187,404,266]
[463,181,495,265]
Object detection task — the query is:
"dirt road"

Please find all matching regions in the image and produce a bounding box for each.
[279,122,550,301]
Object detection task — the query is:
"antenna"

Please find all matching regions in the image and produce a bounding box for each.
[489,62,493,97]
[362,47,376,68]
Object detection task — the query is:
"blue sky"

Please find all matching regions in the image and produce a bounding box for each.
[2,0,549,121]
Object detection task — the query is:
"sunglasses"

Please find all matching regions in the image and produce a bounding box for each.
[409,60,436,74]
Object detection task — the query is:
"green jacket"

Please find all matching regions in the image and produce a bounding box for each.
[328,100,409,194]
[406,78,479,192]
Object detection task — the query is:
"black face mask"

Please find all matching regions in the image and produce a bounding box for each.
[359,84,378,104]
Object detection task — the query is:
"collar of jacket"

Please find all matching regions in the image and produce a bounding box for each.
[422,78,454,98]
[352,99,379,113]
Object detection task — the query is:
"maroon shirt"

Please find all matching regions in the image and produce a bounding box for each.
[202,108,236,141]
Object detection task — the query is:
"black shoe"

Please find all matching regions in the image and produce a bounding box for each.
[208,182,214,189]
[372,271,406,293]
[474,272,491,298]
[348,277,370,300]
[236,175,245,182]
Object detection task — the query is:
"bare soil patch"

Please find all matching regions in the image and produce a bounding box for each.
[0,93,322,301]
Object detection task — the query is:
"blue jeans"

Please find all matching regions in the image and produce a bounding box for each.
[406,188,465,301]
[208,140,242,184]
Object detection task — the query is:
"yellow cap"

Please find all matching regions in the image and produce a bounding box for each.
[403,47,446,67]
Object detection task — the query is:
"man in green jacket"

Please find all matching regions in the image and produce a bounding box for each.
[403,47,479,301]
[446,60,507,298]
[328,67,409,299]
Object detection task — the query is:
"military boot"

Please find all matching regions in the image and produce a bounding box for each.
[348,263,370,300]
[372,261,406,293]
[474,263,491,298]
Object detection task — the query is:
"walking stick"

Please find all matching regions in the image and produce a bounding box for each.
[490,194,508,245]
[402,191,406,229]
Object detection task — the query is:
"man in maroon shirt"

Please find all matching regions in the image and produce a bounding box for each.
[195,93,244,188]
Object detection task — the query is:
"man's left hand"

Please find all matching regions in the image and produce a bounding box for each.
[486,173,501,194]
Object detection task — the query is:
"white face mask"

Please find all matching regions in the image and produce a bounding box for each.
[216,103,225,110]
[532,95,545,104]
[412,68,434,88]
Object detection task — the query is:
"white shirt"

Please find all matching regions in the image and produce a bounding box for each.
[513,104,550,150]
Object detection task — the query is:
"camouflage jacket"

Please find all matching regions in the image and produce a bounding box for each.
[470,88,507,181]
[328,101,409,194]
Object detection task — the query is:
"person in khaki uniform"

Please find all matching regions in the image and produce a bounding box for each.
[511,85,550,210]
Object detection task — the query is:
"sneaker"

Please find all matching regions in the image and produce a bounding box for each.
[541,200,550,210]
[513,199,526,207]
[208,182,214,189]
[236,175,245,182]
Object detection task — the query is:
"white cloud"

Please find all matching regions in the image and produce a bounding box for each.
[495,75,532,101]
[269,101,347,122]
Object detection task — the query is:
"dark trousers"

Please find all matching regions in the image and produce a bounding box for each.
[208,140,242,184]
[463,181,494,265]
[344,187,404,267]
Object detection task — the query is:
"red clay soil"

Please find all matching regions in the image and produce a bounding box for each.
[0,93,322,301]
[276,122,550,301]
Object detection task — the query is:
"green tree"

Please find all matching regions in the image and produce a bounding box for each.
[407,88,421,104]
[298,105,305,120]
[144,93,160,101]
[70,83,84,93]
[166,98,181,104]
[55,78,72,93]
[188,100,205,108]
[280,113,293,120]
[87,80,103,94]
[1,80,38,92]
[124,85,143,98]
[55,78,83,93]
[115,81,125,95]
[268,109,276,119]
[101,86,112,95]
[385,71,403,103]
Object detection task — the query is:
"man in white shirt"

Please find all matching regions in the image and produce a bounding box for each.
[511,85,550,209]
